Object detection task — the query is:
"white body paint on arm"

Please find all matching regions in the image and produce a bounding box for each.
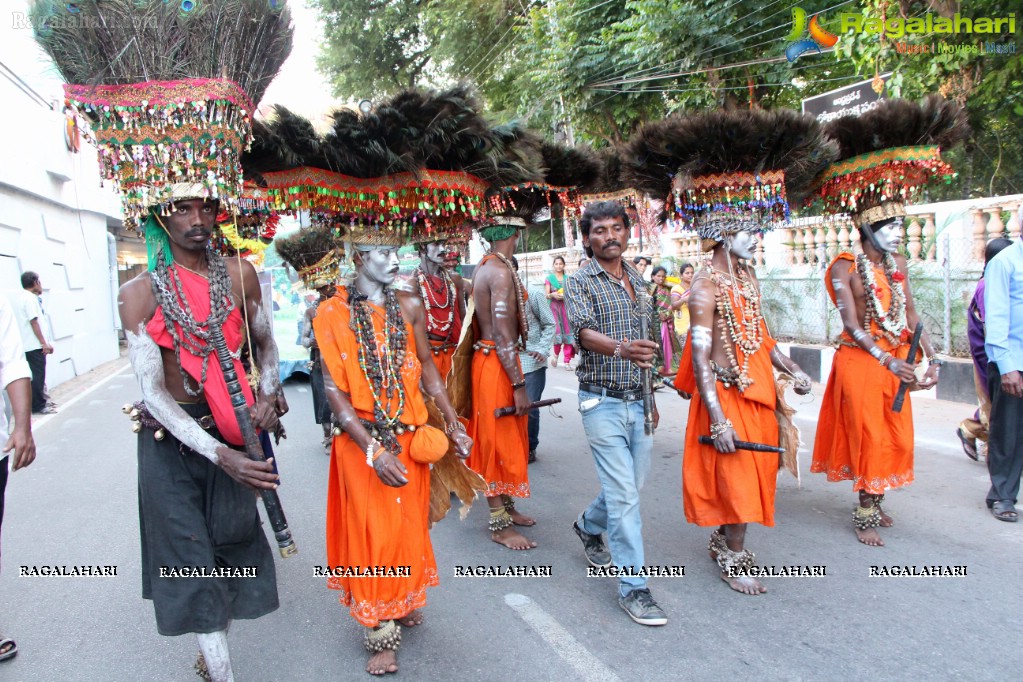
[250,304,281,397]
[126,327,222,464]
[691,325,713,350]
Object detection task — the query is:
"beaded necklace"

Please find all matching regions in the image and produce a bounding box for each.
[489,251,529,345]
[151,248,236,397]
[346,283,408,454]
[855,253,907,345]
[708,264,764,393]
[415,265,455,335]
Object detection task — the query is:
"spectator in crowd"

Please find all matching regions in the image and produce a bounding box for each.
[632,255,651,281]
[0,294,36,663]
[511,257,555,463]
[957,238,1012,461]
[982,233,1023,522]
[650,266,682,377]
[11,272,55,415]
[544,256,575,369]
[671,262,695,345]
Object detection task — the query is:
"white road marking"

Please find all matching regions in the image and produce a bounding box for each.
[504,593,622,682]
[33,364,133,431]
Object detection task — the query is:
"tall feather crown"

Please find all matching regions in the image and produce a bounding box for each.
[249,85,496,246]
[32,0,294,229]
[483,138,601,227]
[274,223,344,290]
[816,95,969,227]
[622,108,837,241]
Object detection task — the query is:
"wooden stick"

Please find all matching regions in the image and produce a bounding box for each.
[209,325,297,558]
[698,435,785,454]
[494,398,562,418]
[892,322,923,413]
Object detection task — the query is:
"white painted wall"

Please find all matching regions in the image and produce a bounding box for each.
[0,1,122,386]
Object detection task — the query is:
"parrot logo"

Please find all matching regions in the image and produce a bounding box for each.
[785,7,839,62]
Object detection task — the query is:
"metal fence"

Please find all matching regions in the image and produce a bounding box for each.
[756,197,1022,357]
[512,194,1022,357]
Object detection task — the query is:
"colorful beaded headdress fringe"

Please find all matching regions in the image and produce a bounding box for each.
[677,170,788,241]
[65,78,255,231]
[814,145,955,226]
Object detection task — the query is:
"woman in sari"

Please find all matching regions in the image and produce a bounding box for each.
[651,266,683,376]
[671,262,695,345]
[545,255,575,368]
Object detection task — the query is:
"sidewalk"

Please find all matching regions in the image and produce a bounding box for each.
[33,344,131,428]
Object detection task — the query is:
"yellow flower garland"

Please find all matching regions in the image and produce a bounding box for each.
[219,219,268,255]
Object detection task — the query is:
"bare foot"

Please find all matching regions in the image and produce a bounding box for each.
[491,526,537,550]
[194,653,210,681]
[398,610,423,627]
[721,572,767,595]
[508,508,536,527]
[878,508,893,527]
[366,650,398,676]
[856,526,885,546]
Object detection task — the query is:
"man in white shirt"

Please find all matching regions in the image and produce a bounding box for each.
[0,294,37,662]
[12,272,54,415]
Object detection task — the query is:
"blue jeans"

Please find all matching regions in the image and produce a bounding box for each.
[524,368,547,452]
[576,389,652,596]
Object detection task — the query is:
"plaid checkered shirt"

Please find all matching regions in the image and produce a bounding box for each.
[519,281,556,374]
[565,259,648,391]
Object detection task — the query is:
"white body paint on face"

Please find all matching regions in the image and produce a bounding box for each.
[423,241,447,267]
[691,325,713,350]
[873,221,902,253]
[358,246,400,285]
[728,232,757,261]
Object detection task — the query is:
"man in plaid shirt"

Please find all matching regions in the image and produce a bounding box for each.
[565,201,666,626]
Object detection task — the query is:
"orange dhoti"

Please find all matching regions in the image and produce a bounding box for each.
[314,290,439,627]
[810,253,915,495]
[678,333,780,527]
[327,430,437,626]
[467,340,529,498]
[810,344,914,494]
[428,340,456,380]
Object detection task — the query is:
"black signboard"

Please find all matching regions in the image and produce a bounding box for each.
[801,74,892,123]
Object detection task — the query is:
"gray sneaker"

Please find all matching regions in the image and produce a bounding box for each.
[618,588,667,626]
[573,521,611,568]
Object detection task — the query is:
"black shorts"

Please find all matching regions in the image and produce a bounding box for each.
[137,403,279,636]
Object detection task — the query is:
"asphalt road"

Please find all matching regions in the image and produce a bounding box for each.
[1,358,1021,681]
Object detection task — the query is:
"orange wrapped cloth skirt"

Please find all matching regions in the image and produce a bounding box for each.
[428,340,455,381]
[326,430,438,627]
[466,341,529,498]
[683,383,779,527]
[810,344,915,494]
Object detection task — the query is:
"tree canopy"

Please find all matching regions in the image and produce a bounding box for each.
[312,0,1023,198]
